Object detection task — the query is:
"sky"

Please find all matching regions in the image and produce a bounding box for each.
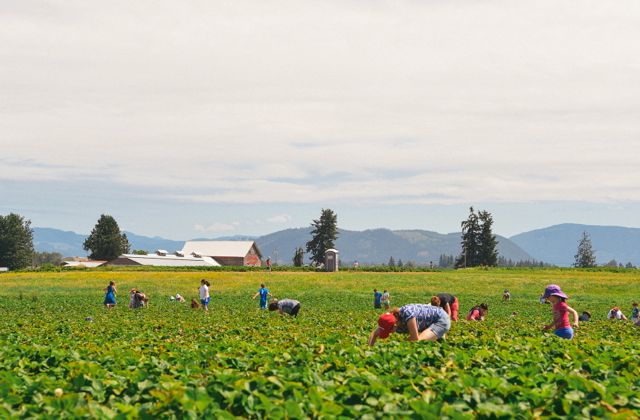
[1,0,640,240]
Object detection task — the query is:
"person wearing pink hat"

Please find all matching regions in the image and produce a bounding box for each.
[542,284,579,339]
[368,297,451,346]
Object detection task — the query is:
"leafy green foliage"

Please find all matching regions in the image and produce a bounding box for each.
[0,269,639,417]
[83,215,130,261]
[0,213,34,270]
[292,247,304,267]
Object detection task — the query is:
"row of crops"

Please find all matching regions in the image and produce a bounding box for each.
[0,269,639,418]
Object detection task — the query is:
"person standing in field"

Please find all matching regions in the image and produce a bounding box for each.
[502,290,511,301]
[199,279,210,311]
[541,284,579,339]
[373,289,383,309]
[436,293,459,321]
[467,303,488,321]
[381,289,391,309]
[269,298,301,317]
[368,297,451,346]
[103,281,117,309]
[265,257,272,272]
[252,283,272,310]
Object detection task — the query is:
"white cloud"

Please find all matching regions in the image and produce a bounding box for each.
[1,0,640,209]
[267,214,292,223]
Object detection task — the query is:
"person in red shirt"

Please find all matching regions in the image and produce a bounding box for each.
[541,284,579,339]
[466,303,488,321]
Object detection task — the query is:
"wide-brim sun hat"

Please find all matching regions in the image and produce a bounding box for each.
[542,284,568,299]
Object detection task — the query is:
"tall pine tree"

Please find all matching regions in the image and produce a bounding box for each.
[305,209,338,266]
[83,214,130,261]
[574,231,596,268]
[456,207,481,267]
[478,210,498,266]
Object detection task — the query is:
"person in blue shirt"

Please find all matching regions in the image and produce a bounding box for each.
[373,289,383,309]
[252,283,272,309]
[103,281,117,309]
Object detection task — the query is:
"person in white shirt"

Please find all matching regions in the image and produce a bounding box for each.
[607,307,627,320]
[199,279,211,311]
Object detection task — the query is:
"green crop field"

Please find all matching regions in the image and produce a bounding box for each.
[0,269,639,418]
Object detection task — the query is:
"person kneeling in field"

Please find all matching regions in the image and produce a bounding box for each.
[129,289,148,309]
[268,299,301,317]
[368,297,451,346]
[467,303,488,321]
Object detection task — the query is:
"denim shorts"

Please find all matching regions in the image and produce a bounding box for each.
[428,315,452,339]
[554,327,574,339]
[200,297,210,305]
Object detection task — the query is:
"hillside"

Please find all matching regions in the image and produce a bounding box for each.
[510,223,640,267]
[256,228,532,265]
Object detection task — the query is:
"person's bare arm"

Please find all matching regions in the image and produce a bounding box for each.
[444,303,452,317]
[406,318,420,341]
[368,328,380,346]
[252,292,259,299]
[566,305,579,328]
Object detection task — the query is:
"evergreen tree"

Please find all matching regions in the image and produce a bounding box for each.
[397,258,404,268]
[305,209,338,266]
[574,231,596,268]
[456,207,481,268]
[83,214,130,261]
[0,213,34,270]
[292,247,304,267]
[388,256,396,267]
[478,210,499,266]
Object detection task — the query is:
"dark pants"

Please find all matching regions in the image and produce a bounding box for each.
[290,304,301,317]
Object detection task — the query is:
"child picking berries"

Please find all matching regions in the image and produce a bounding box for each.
[541,284,579,339]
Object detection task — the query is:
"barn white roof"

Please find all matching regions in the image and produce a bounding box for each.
[181,241,261,258]
[117,253,221,267]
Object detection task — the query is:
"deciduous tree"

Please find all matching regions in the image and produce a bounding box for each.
[0,213,34,270]
[83,214,130,261]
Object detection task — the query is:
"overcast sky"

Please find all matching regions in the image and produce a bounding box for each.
[1,0,640,239]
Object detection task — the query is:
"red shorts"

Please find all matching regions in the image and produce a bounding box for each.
[451,297,459,321]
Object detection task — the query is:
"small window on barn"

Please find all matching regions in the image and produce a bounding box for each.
[175,251,184,257]
[156,249,168,256]
[191,251,202,258]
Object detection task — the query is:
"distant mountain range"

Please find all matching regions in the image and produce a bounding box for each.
[32,223,640,267]
[510,223,640,267]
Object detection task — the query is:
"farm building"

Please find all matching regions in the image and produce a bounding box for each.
[181,241,262,267]
[106,250,221,267]
[61,259,107,268]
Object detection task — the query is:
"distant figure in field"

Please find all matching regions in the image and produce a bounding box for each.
[578,311,591,322]
[353,261,359,269]
[368,298,451,346]
[253,283,272,310]
[174,293,185,303]
[199,279,210,311]
[103,281,117,309]
[265,257,272,272]
[381,290,391,310]
[373,289,383,309]
[467,303,489,321]
[269,298,301,317]
[541,284,579,339]
[436,293,459,321]
[607,307,627,320]
[631,302,639,323]
[129,289,148,309]
[503,290,511,301]
[190,298,200,309]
